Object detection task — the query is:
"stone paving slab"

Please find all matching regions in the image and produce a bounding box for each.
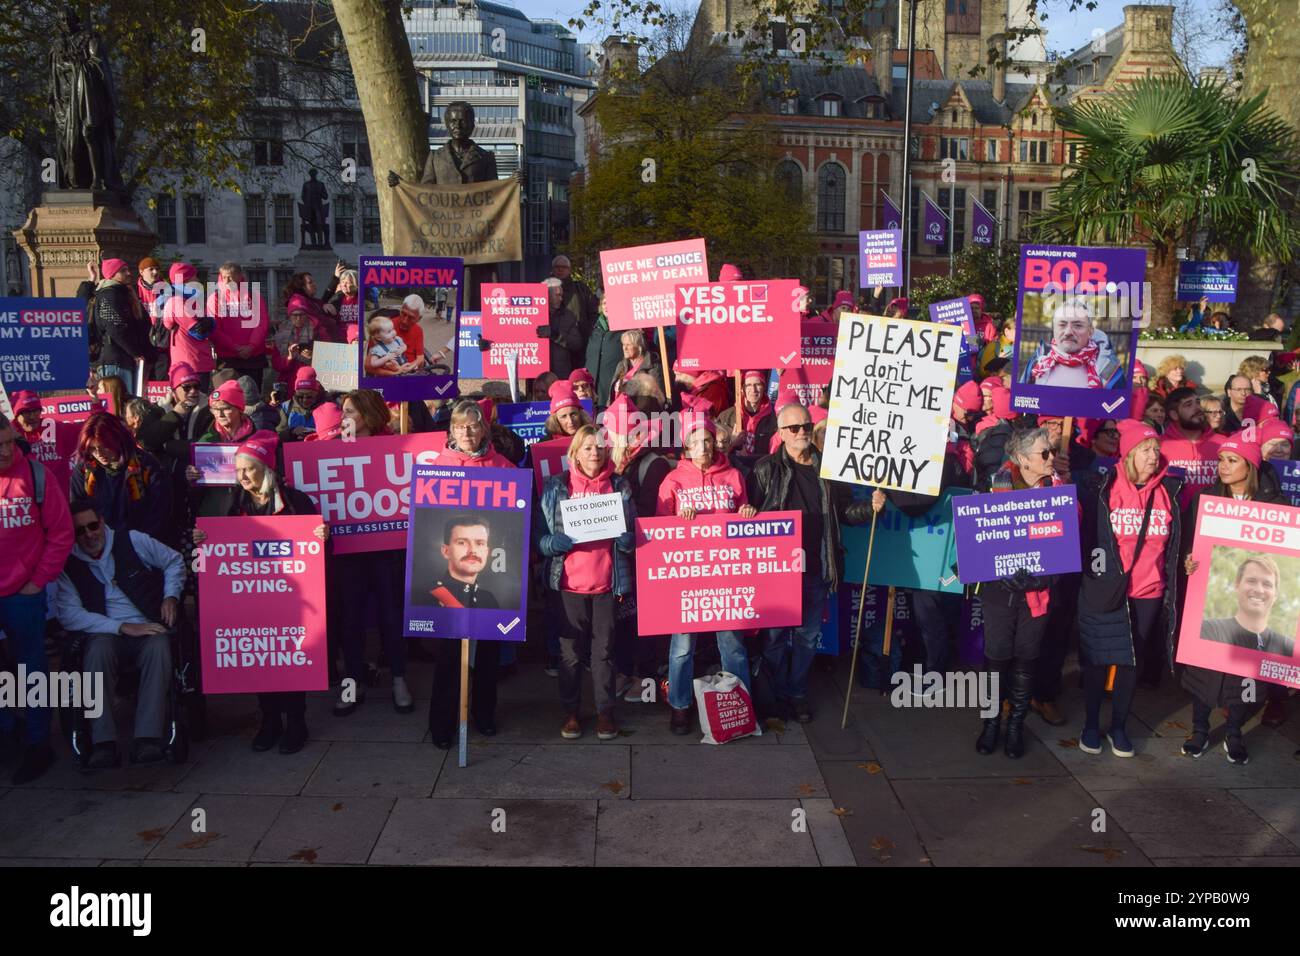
[148,794,287,862]
[303,695,430,743]
[593,799,824,866]
[431,744,630,800]
[178,736,328,796]
[1227,788,1300,848]
[252,797,396,865]
[630,744,827,800]
[1095,788,1295,859]
[817,759,931,866]
[889,777,1150,867]
[9,737,206,793]
[1153,856,1300,867]
[369,798,595,866]
[800,798,858,866]
[0,788,195,861]
[303,742,444,798]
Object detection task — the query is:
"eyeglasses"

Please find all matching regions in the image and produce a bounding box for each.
[179,383,199,392]
[782,422,815,434]
[1033,448,1053,461]
[74,520,102,537]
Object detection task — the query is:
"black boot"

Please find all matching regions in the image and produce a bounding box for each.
[279,714,308,754]
[976,658,1007,755]
[252,713,282,752]
[1004,664,1034,759]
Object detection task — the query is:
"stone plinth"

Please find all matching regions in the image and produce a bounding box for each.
[12,192,157,297]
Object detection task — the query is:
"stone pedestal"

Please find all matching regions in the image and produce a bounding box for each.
[12,191,156,297]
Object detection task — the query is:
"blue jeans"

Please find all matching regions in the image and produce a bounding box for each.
[98,362,136,395]
[0,591,52,745]
[668,631,750,710]
[761,578,828,702]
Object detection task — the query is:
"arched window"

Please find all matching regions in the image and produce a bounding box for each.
[817,162,846,233]
[776,160,802,202]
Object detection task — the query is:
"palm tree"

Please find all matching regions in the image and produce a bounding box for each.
[1036,75,1298,327]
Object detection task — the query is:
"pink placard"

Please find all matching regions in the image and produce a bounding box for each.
[674,279,803,372]
[531,436,571,490]
[196,514,328,694]
[145,380,172,404]
[190,442,239,486]
[480,282,549,378]
[283,431,447,554]
[777,321,837,406]
[601,239,709,331]
[635,511,804,635]
[1176,498,1300,689]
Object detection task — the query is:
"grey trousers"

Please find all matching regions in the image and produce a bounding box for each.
[82,631,172,743]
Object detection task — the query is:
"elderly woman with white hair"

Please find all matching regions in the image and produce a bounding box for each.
[191,429,329,755]
[609,329,664,404]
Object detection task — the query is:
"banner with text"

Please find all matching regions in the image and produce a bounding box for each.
[284,432,447,554]
[777,321,836,407]
[952,486,1081,583]
[0,297,88,392]
[1175,497,1300,689]
[843,489,971,593]
[1177,261,1238,303]
[601,239,709,331]
[821,313,963,496]
[674,279,802,371]
[497,399,593,453]
[196,514,328,694]
[312,341,359,393]
[635,511,803,635]
[481,282,549,378]
[358,256,462,403]
[390,178,521,265]
[859,230,903,287]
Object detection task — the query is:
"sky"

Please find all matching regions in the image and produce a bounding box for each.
[504,0,1234,71]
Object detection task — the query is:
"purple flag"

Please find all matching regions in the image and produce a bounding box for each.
[971,199,996,247]
[921,193,948,246]
[881,190,901,230]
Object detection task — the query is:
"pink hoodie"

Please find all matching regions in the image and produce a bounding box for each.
[207,280,270,359]
[656,453,748,517]
[436,443,516,469]
[162,263,216,373]
[0,446,75,596]
[560,461,615,594]
[1107,465,1175,599]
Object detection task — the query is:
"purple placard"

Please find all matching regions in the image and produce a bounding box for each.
[1176,260,1238,303]
[952,485,1082,583]
[1275,460,1300,506]
[930,297,976,385]
[358,256,462,404]
[1010,244,1145,419]
[190,442,239,486]
[402,463,532,641]
[922,193,948,246]
[859,229,903,287]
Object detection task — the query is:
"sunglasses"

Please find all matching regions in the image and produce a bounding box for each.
[178,383,200,392]
[74,520,102,537]
[1033,448,1053,462]
[782,422,815,434]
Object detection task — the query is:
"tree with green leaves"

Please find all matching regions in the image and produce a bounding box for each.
[1034,75,1297,328]
[568,11,816,281]
[910,241,1022,321]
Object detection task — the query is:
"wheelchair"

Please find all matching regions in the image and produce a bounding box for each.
[54,612,203,768]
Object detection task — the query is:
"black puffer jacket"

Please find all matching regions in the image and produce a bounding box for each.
[746,445,873,590]
[1179,464,1286,706]
[1077,467,1184,669]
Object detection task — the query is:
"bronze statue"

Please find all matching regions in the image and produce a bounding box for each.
[49,8,122,192]
[299,168,331,248]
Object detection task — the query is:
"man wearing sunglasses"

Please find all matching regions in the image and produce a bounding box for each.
[159,362,214,445]
[0,413,75,784]
[54,499,185,770]
[746,403,873,722]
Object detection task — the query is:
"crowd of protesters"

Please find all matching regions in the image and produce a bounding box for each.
[0,252,1295,786]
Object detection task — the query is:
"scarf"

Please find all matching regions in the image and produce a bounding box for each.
[1031,340,1102,388]
[622,357,643,381]
[449,438,490,459]
[739,400,774,455]
[83,454,150,502]
[214,417,255,443]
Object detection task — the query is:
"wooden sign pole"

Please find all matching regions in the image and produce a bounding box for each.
[658,327,673,402]
[841,509,879,729]
[458,639,471,768]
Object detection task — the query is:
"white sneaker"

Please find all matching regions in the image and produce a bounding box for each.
[392,676,414,714]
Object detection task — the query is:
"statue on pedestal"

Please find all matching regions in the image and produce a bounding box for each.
[49,8,123,193]
[299,169,331,249]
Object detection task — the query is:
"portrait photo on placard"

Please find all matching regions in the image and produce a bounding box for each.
[362,288,456,379]
[1015,292,1132,392]
[408,506,525,612]
[1199,546,1299,659]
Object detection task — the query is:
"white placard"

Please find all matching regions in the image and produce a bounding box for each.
[820,313,962,497]
[560,492,627,543]
[0,379,12,420]
[312,342,359,393]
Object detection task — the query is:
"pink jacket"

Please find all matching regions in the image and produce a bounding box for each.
[656,453,748,517]
[162,264,216,373]
[1107,465,1175,599]
[0,447,75,596]
[561,461,615,594]
[436,443,516,469]
[207,282,270,359]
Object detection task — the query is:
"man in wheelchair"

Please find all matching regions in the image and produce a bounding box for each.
[54,499,185,769]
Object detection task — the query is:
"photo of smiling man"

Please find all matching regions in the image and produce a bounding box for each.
[1021,297,1124,391]
[1201,554,1295,657]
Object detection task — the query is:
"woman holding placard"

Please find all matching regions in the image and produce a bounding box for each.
[537,424,636,740]
[191,430,329,754]
[655,412,756,735]
[975,426,1069,759]
[1179,436,1285,763]
[1077,420,1183,759]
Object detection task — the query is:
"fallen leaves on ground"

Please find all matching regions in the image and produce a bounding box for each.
[332,803,344,812]
[831,807,853,817]
[601,780,626,795]
[1163,720,1187,730]
[136,828,167,842]
[765,718,787,734]
[1012,778,1032,785]
[178,833,222,850]
[1058,738,1079,749]
[289,847,319,863]
[870,836,895,850]
[1077,845,1125,862]
[795,783,817,796]
[857,761,884,774]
